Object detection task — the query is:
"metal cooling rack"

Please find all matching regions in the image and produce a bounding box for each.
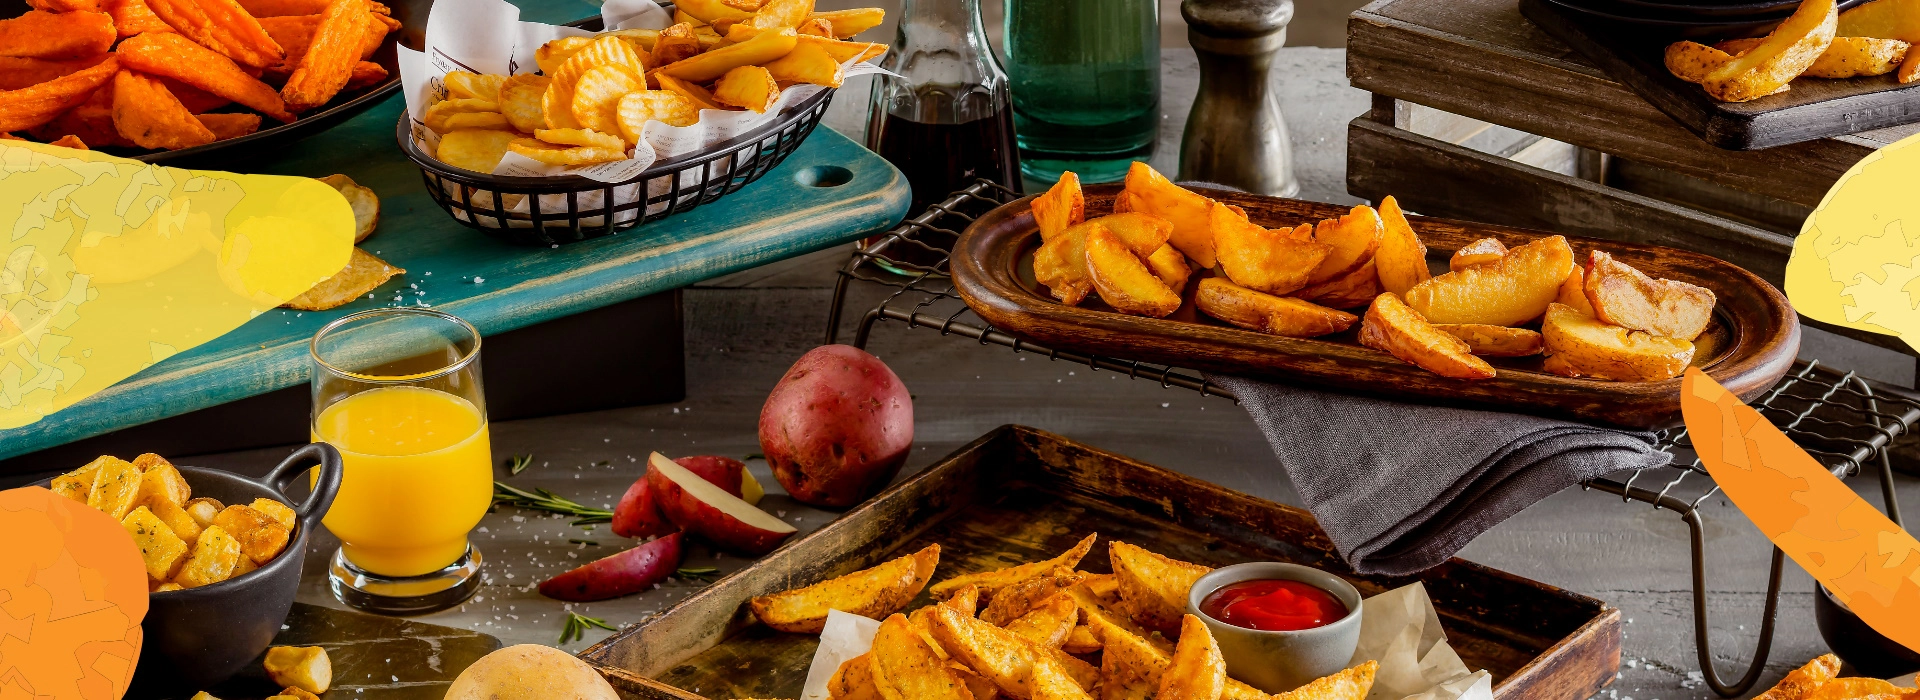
[825,180,1920,697]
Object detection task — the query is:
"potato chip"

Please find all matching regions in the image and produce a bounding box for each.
[535,36,593,74]
[439,112,510,130]
[659,26,798,82]
[534,127,624,150]
[106,0,175,36]
[145,0,287,69]
[744,0,812,30]
[713,64,778,112]
[0,55,111,91]
[655,73,728,110]
[569,63,644,135]
[195,112,260,139]
[652,22,703,67]
[283,0,372,111]
[810,7,884,38]
[282,247,403,311]
[506,137,626,166]
[116,32,295,122]
[435,128,518,173]
[445,71,506,101]
[0,57,117,133]
[112,70,218,150]
[422,97,500,132]
[317,173,379,242]
[763,40,843,87]
[544,35,647,130]
[0,10,116,60]
[498,73,551,132]
[615,90,698,142]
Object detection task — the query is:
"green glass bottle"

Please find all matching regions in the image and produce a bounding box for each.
[1003,0,1161,184]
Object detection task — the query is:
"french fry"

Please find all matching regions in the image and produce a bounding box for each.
[0,11,116,60]
[283,0,371,112]
[655,73,727,110]
[0,55,110,91]
[1374,195,1431,295]
[257,14,318,65]
[28,0,102,12]
[570,64,646,135]
[762,40,844,87]
[160,76,232,113]
[871,614,973,700]
[145,0,288,69]
[238,0,327,15]
[1146,243,1192,293]
[798,17,835,36]
[1308,205,1384,285]
[114,70,219,150]
[1664,41,1732,83]
[107,0,178,36]
[1434,324,1544,357]
[658,26,797,82]
[615,90,698,142]
[361,12,393,58]
[713,64,779,112]
[652,22,703,67]
[1448,237,1507,272]
[673,0,756,26]
[927,605,1094,699]
[810,7,884,38]
[1296,258,1382,309]
[0,57,117,134]
[1109,542,1211,633]
[797,35,888,63]
[345,60,386,89]
[422,97,499,132]
[744,0,813,29]
[116,33,295,122]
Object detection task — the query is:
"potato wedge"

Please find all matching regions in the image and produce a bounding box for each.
[1557,265,1595,317]
[1903,50,1920,82]
[123,505,190,582]
[1540,303,1694,382]
[927,606,1095,699]
[1030,656,1094,700]
[829,653,881,700]
[660,27,798,82]
[1087,227,1182,318]
[1196,277,1357,337]
[1062,625,1101,654]
[673,0,756,25]
[1752,654,1839,700]
[1296,258,1383,309]
[1720,35,1909,77]
[1805,678,1916,700]
[1005,593,1079,649]
[1374,195,1431,295]
[872,613,973,700]
[1449,237,1508,272]
[1093,213,1174,254]
[1272,660,1378,700]
[1307,205,1384,286]
[931,533,1096,600]
[1212,204,1329,295]
[1584,251,1715,341]
[1404,235,1574,326]
[1434,324,1544,357]
[713,64,779,112]
[980,567,1084,626]
[1703,0,1837,102]
[945,584,982,616]
[1121,162,1217,267]
[1109,542,1211,633]
[1145,244,1192,293]
[1839,0,1920,43]
[1359,293,1497,380]
[1665,41,1733,83]
[1083,609,1267,700]
[750,543,939,634]
[811,7,884,38]
[1157,616,1225,700]
[953,664,1000,700]
[1034,232,1093,306]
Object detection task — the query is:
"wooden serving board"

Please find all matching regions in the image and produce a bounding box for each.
[951,185,1799,430]
[1520,0,1920,150]
[578,426,1622,700]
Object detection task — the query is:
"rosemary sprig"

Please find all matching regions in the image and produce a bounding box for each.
[559,612,617,644]
[492,482,612,526]
[676,566,720,583]
[568,539,599,546]
[506,454,534,476]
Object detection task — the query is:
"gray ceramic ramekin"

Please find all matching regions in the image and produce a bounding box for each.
[1187,562,1365,693]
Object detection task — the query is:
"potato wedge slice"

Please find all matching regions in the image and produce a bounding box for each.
[1094,213,1174,254]
[1720,35,1909,77]
[1434,324,1544,357]
[1121,162,1216,267]
[1557,265,1595,317]
[1307,205,1384,286]
[750,543,939,634]
[810,7,884,38]
[1034,232,1093,306]
[673,0,755,25]
[1087,227,1182,318]
[945,584,982,616]
[1212,205,1329,295]
[764,39,845,87]
[1109,541,1211,633]
[1702,0,1836,102]
[1030,656,1094,700]
[1584,250,1715,341]
[1157,616,1226,700]
[1838,0,1920,43]
[1404,235,1574,327]
[1359,293,1497,380]
[1374,196,1431,296]
[1005,593,1079,649]
[980,567,1085,626]
[1084,609,1267,700]
[927,606,1095,699]
[1448,237,1507,272]
[1145,244,1192,293]
[1751,654,1839,700]
[1062,625,1101,655]
[829,653,881,700]
[1272,660,1378,700]
[1665,41,1733,83]
[931,533,1096,600]
[1296,258,1383,309]
[1540,303,1694,382]
[872,613,974,700]
[1196,277,1357,338]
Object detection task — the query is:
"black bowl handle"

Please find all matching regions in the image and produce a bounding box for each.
[263,443,343,534]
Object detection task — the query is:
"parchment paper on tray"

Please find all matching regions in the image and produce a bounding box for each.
[394,0,886,226]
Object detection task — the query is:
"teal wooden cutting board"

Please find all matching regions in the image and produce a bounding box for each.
[0,93,908,463]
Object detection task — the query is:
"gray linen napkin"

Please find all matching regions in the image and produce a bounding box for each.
[1209,374,1672,576]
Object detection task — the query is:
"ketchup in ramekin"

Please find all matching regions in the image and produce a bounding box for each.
[1199,578,1349,632]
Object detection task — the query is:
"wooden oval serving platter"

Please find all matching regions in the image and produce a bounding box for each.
[952,184,1800,429]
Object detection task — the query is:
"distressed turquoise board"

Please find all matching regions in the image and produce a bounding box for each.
[0,93,908,462]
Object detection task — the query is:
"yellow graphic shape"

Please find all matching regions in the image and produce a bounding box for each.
[1787,131,1920,351]
[0,141,354,429]
[1682,368,1920,653]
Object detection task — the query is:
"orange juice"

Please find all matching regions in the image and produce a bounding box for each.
[314,385,492,577]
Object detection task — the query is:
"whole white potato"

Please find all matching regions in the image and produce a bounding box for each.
[444,644,619,700]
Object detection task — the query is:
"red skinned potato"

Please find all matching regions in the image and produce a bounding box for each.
[539,531,684,602]
[674,455,745,497]
[647,452,797,555]
[759,345,913,508]
[612,455,753,538]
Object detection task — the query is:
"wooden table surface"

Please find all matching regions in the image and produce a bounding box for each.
[17,42,1919,700]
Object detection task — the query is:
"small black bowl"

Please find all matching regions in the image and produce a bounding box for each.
[1815,583,1920,678]
[39,444,343,695]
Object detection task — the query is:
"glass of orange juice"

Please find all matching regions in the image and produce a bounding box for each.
[310,308,491,614]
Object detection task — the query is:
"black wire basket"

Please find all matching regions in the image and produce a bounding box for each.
[397,83,833,247]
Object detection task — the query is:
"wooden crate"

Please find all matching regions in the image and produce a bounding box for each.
[580,425,1621,700]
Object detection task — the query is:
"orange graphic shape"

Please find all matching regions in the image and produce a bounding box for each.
[0,486,147,700]
[1682,368,1920,653]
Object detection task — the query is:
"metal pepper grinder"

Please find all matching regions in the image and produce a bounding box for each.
[1178,0,1299,197]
